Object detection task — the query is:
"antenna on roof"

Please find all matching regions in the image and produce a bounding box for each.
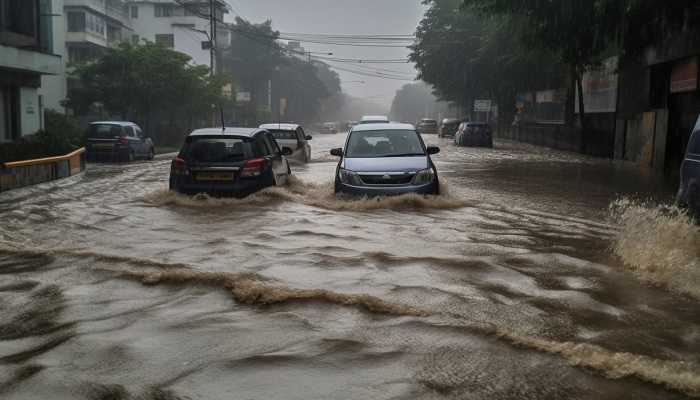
[220,104,225,133]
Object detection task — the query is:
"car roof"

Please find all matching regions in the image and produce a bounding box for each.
[259,123,300,131]
[361,115,389,121]
[188,127,265,137]
[352,122,415,132]
[90,121,137,126]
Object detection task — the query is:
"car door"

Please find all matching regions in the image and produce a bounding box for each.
[123,126,138,155]
[134,125,150,156]
[263,133,289,184]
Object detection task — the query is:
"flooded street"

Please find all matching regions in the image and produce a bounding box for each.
[1,133,699,399]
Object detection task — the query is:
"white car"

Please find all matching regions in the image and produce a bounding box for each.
[260,123,312,163]
[360,115,390,124]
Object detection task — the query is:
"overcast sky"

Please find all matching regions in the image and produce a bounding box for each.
[224,0,426,107]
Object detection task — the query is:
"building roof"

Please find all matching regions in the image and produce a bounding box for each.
[259,123,300,131]
[188,127,263,137]
[352,123,415,132]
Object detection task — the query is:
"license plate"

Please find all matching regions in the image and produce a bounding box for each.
[196,172,235,181]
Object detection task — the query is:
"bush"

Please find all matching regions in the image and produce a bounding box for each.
[0,110,85,164]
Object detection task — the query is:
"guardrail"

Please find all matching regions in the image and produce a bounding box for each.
[0,148,87,192]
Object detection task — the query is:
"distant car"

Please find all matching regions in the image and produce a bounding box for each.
[330,122,440,196]
[677,116,700,217]
[417,119,438,134]
[169,127,293,198]
[321,122,338,134]
[260,123,312,163]
[454,122,493,147]
[86,121,154,162]
[439,118,461,138]
[359,115,390,124]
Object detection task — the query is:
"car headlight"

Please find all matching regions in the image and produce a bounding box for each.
[412,168,435,185]
[338,168,363,186]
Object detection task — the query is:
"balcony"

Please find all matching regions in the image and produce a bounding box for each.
[64,0,130,26]
[0,43,62,75]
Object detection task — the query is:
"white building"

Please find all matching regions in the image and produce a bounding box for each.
[124,0,230,70]
[1,0,62,141]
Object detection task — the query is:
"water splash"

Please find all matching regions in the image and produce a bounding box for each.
[609,198,700,298]
[141,176,467,211]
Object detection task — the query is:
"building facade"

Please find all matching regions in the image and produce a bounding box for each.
[0,0,62,141]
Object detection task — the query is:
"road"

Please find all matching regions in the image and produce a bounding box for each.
[0,132,699,399]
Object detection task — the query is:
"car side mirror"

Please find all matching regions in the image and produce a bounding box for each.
[281,147,293,156]
[427,146,440,155]
[305,135,313,141]
[330,148,343,157]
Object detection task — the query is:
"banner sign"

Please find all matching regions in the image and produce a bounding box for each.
[576,57,618,114]
[670,57,698,93]
[474,99,492,112]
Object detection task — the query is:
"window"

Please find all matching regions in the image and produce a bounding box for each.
[132,34,139,44]
[183,5,200,16]
[689,131,700,155]
[1,0,38,40]
[265,134,281,154]
[184,137,256,162]
[154,4,173,17]
[130,5,138,18]
[155,34,174,48]
[67,11,85,32]
[346,130,425,158]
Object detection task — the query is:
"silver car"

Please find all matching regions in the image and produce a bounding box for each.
[678,116,700,217]
[259,123,312,163]
[331,123,440,196]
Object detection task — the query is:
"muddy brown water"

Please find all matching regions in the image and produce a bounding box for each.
[0,133,699,399]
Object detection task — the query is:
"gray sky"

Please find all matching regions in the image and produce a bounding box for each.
[224,0,426,107]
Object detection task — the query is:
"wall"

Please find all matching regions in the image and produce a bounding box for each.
[19,87,40,136]
[40,0,67,113]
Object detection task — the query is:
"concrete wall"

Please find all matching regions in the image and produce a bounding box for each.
[40,0,68,113]
[19,87,41,136]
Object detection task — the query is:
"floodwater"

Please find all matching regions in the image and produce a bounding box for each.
[1,133,699,399]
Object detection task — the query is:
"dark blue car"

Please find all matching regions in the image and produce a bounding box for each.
[678,117,700,217]
[330,123,440,196]
[169,128,292,198]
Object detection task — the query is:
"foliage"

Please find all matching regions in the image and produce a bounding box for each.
[0,111,84,163]
[410,0,564,122]
[67,41,232,142]
[390,82,452,123]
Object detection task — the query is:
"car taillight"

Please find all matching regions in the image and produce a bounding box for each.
[171,156,186,174]
[241,158,266,178]
[118,136,129,145]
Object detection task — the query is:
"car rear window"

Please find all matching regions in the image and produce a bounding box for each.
[89,124,124,138]
[269,130,297,140]
[182,137,258,163]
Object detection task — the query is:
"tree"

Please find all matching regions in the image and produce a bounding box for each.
[390,82,449,123]
[68,41,231,142]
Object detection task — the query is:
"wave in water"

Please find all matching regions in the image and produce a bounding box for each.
[118,268,430,317]
[141,177,467,211]
[609,198,700,299]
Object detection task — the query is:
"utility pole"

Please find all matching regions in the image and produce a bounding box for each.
[209,0,216,75]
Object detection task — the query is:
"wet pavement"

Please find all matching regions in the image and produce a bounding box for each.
[0,132,699,399]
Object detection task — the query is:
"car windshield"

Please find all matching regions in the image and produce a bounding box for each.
[346,130,425,158]
[182,137,257,163]
[268,130,297,140]
[89,124,123,138]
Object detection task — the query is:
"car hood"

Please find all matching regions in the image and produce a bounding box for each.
[342,156,429,172]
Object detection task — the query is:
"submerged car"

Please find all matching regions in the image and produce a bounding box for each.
[417,118,438,134]
[439,118,461,138]
[677,116,700,217]
[455,122,493,147]
[260,123,312,163]
[359,115,390,124]
[169,128,292,198]
[86,121,155,162]
[331,123,440,196]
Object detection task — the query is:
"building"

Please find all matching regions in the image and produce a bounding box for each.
[0,0,62,141]
[64,0,131,63]
[124,0,230,70]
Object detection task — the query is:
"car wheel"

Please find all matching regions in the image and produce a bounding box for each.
[148,147,155,160]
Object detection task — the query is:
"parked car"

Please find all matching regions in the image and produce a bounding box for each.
[321,122,338,134]
[439,118,461,138]
[417,119,438,134]
[260,123,312,163]
[169,127,293,198]
[359,115,390,124]
[677,116,700,217]
[454,122,493,147]
[86,121,154,162]
[330,123,440,196]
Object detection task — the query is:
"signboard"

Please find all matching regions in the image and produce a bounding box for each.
[236,92,251,103]
[670,57,698,93]
[576,57,618,114]
[474,99,492,112]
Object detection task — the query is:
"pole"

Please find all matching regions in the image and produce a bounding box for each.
[209,0,215,76]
